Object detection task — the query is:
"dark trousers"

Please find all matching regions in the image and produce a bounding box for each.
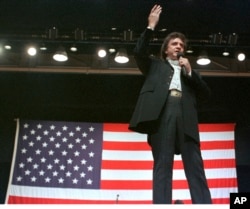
[148,95,212,204]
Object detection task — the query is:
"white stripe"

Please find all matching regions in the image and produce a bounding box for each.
[9,185,237,201]
[104,131,147,142]
[101,168,237,181]
[103,131,234,142]
[200,131,234,141]
[102,149,236,161]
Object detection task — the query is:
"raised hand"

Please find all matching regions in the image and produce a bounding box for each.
[148,4,162,30]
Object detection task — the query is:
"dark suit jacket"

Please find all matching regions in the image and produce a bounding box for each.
[129,29,211,143]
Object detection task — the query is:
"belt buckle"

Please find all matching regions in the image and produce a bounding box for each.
[170,90,182,97]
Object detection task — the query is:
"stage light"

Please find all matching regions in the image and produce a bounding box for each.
[53,46,68,62]
[70,44,77,52]
[4,44,12,50]
[196,51,211,65]
[222,48,230,56]
[97,49,107,58]
[27,46,37,56]
[114,48,129,63]
[237,52,246,61]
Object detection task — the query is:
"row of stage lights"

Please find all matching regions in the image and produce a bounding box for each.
[1,43,247,66]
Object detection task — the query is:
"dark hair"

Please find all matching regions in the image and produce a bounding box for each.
[160,32,187,60]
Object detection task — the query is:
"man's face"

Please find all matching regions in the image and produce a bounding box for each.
[164,38,184,60]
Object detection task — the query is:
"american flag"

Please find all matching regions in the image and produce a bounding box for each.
[6,119,237,204]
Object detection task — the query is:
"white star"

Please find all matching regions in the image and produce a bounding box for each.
[31,176,37,182]
[27,157,33,163]
[35,149,41,155]
[33,164,39,169]
[69,131,74,137]
[62,126,68,131]
[81,159,87,165]
[41,157,46,163]
[60,165,66,170]
[22,135,28,140]
[81,144,87,150]
[58,178,64,184]
[73,165,79,171]
[76,126,81,131]
[74,151,80,156]
[47,164,53,170]
[55,143,61,148]
[48,150,54,155]
[43,130,49,135]
[37,124,42,129]
[50,136,55,142]
[36,135,42,141]
[50,125,56,130]
[53,171,58,176]
[39,170,45,176]
[89,138,95,144]
[89,126,94,132]
[56,131,62,136]
[25,170,31,175]
[62,137,68,142]
[68,143,74,149]
[65,171,72,177]
[21,148,27,154]
[87,165,93,171]
[61,150,67,156]
[75,138,81,143]
[16,176,22,182]
[45,177,51,183]
[24,123,29,128]
[82,132,87,137]
[30,129,36,135]
[19,163,25,168]
[42,142,48,147]
[54,158,60,164]
[28,141,34,147]
[72,178,78,184]
[89,151,95,157]
[86,179,93,185]
[67,158,73,164]
[80,172,86,178]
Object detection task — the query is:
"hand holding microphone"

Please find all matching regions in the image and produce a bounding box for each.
[177,52,191,76]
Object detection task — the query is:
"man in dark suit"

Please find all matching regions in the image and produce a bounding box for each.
[129,4,212,204]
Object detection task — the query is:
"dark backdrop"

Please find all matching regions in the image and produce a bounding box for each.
[1,71,250,203]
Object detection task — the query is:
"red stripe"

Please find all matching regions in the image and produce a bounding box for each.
[100,178,237,190]
[198,123,235,132]
[102,159,236,170]
[103,123,235,132]
[104,123,131,132]
[7,196,151,204]
[200,140,235,150]
[103,141,151,150]
[102,140,235,151]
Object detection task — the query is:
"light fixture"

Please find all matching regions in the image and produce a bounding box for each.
[222,48,230,56]
[196,51,211,65]
[114,48,129,63]
[97,49,107,58]
[70,44,77,52]
[237,52,246,61]
[27,46,37,56]
[53,46,68,62]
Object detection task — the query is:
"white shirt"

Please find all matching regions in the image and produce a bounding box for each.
[167,59,182,91]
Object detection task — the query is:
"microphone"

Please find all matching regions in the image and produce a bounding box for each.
[177,52,187,76]
[116,194,119,204]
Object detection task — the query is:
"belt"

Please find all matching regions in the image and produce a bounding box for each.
[169,89,182,97]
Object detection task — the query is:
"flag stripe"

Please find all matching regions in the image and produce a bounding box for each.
[102,158,236,170]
